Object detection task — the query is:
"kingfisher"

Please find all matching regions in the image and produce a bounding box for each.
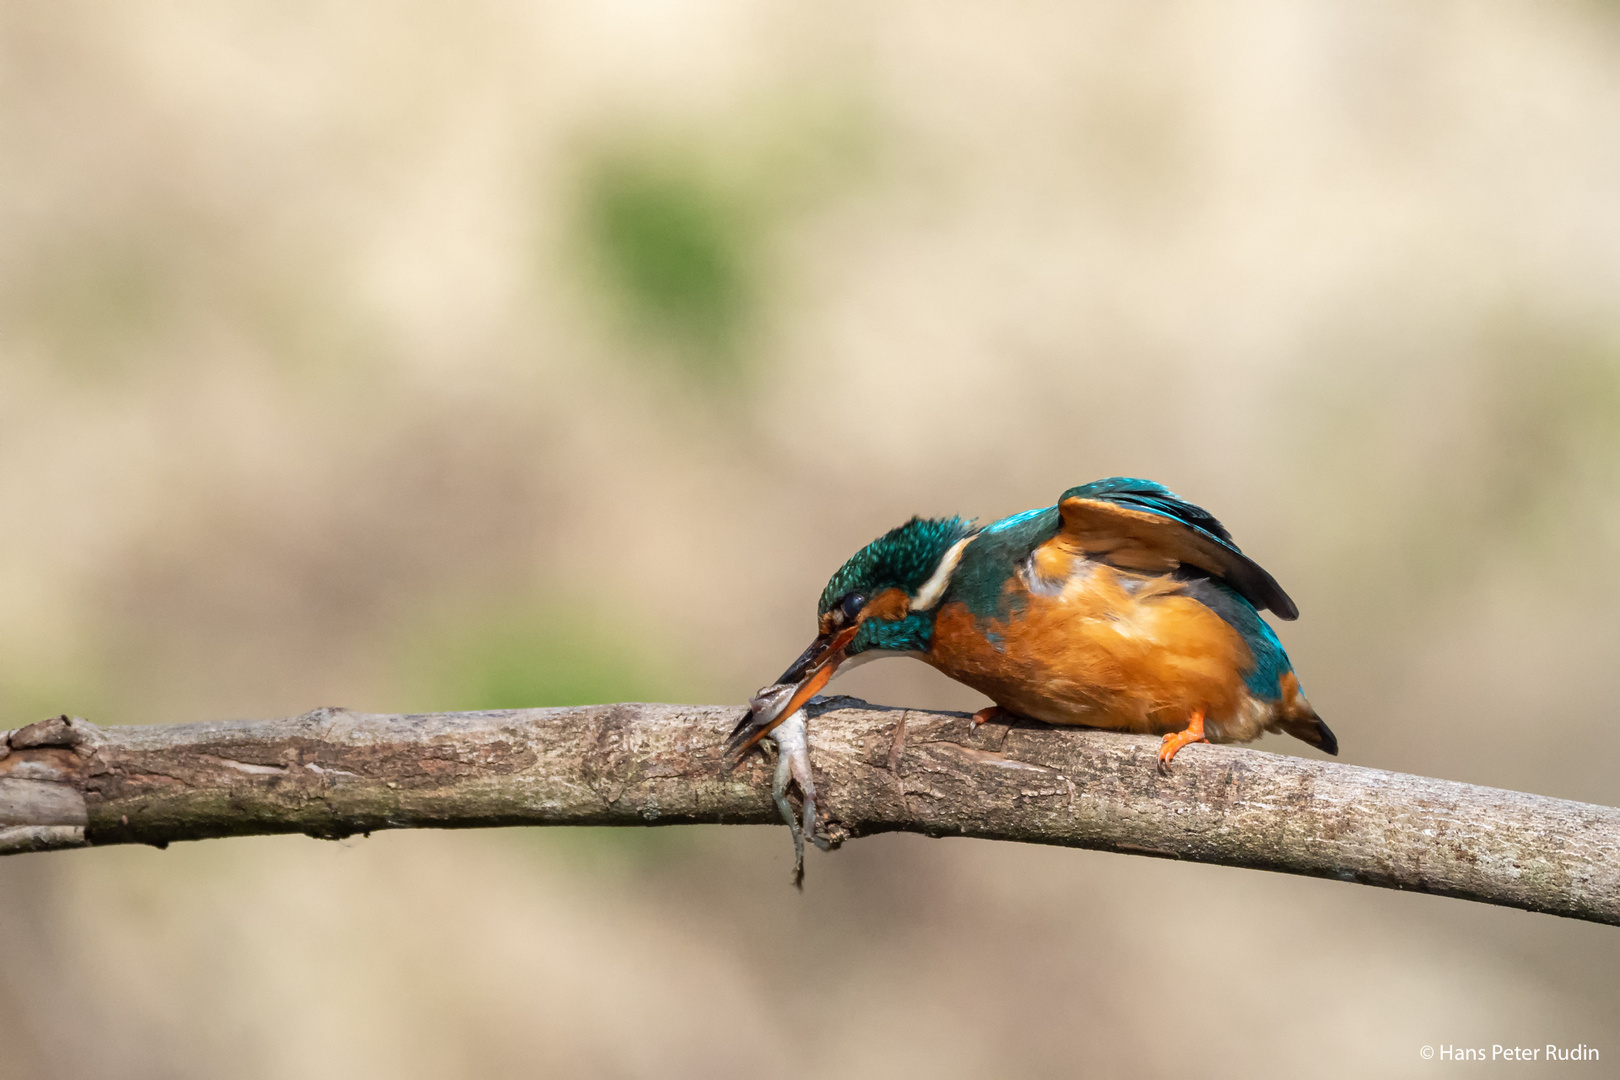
[729,478,1335,878]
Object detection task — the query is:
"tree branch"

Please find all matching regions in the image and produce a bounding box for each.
[2,698,1616,924]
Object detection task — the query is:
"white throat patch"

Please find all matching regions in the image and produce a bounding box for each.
[909,534,974,611]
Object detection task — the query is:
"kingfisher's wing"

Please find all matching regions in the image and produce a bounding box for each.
[1055,478,1298,619]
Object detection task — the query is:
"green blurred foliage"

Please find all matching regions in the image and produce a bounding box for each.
[1473,330,1620,538]
[403,601,685,712]
[569,95,877,385]
[580,150,759,377]
[10,234,179,377]
[1296,319,1620,613]
[0,670,107,731]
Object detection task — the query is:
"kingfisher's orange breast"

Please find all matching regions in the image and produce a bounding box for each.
[927,564,1256,736]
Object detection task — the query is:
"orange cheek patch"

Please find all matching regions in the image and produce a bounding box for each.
[861,588,911,623]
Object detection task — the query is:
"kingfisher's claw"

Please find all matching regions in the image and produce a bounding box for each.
[1157,710,1209,772]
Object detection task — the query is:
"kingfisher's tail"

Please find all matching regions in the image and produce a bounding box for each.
[1275,688,1337,755]
[1278,714,1337,755]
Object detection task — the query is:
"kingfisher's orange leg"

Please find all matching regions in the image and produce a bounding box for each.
[970,705,1014,728]
[1158,710,1208,767]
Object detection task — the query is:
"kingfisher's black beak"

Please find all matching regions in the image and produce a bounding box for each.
[774,634,829,687]
[727,625,858,757]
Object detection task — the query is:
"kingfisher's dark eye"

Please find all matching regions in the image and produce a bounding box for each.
[839,592,867,624]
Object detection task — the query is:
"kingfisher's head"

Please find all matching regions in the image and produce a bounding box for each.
[815,515,977,655]
[729,516,977,753]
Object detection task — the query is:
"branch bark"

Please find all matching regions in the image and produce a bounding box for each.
[2,698,1616,925]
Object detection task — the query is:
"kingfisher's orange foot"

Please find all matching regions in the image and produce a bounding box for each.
[1157,711,1208,769]
[970,705,1014,728]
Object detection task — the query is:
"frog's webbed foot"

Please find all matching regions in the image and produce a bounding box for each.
[769,710,831,888]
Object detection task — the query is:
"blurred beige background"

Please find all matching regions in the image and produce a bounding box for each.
[3,2,1620,1077]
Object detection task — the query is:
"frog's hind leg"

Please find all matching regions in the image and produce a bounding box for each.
[769,710,831,887]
